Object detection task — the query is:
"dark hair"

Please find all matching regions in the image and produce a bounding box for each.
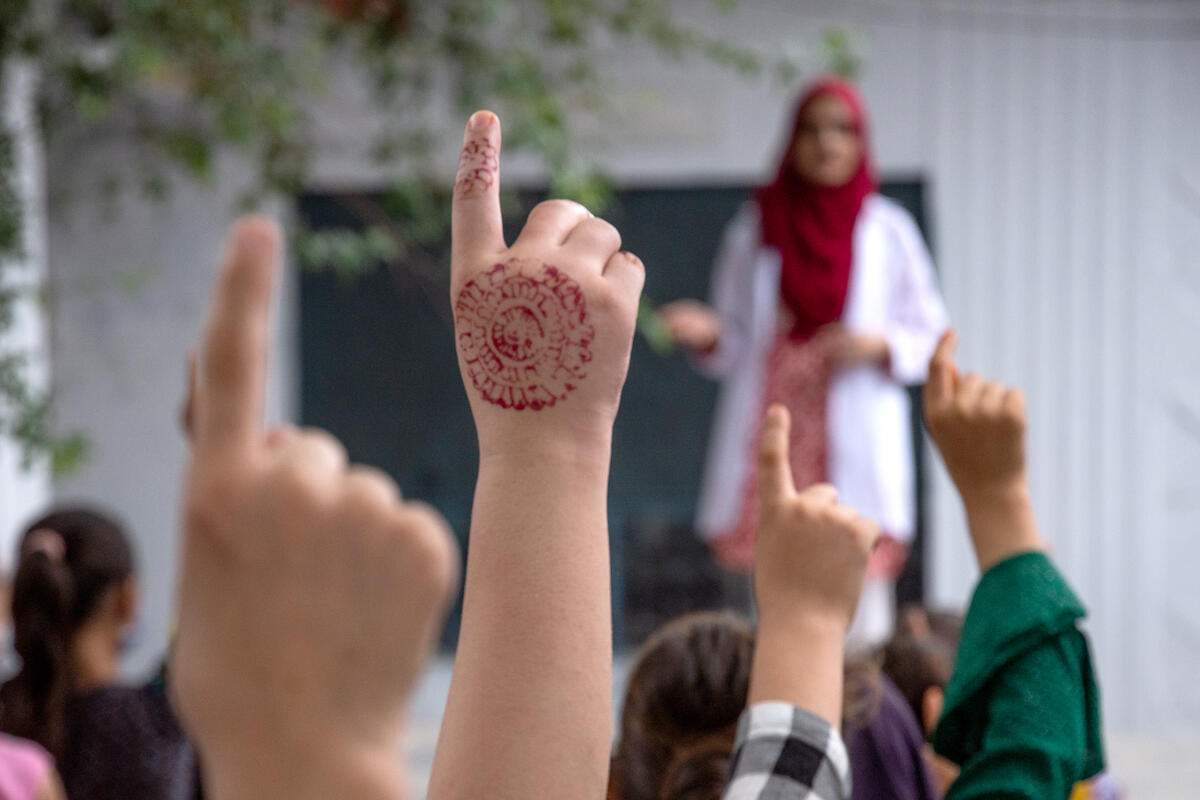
[609,611,885,800]
[881,606,962,735]
[0,507,134,756]
[609,612,753,800]
[657,733,735,800]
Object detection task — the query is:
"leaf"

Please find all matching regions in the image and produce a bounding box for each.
[636,299,676,357]
[161,130,214,181]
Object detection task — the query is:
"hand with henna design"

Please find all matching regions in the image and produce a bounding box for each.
[431,111,644,800]
[449,110,645,461]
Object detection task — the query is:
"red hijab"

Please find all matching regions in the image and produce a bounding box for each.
[755,78,876,341]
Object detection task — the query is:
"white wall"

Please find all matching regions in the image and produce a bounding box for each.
[37,0,1200,742]
[575,0,1200,736]
[0,60,50,575]
[43,145,296,676]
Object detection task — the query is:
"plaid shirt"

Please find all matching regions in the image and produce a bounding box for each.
[723,703,851,800]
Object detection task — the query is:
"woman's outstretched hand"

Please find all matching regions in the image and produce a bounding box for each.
[658,299,722,353]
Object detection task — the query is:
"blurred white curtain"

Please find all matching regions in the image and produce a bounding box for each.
[0,58,51,575]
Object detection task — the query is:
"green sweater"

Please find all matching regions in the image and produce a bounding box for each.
[933,552,1106,800]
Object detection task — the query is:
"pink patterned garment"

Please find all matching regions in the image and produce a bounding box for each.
[0,734,53,800]
[713,332,831,572]
[712,332,908,579]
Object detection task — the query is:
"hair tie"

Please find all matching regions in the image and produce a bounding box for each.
[24,528,67,563]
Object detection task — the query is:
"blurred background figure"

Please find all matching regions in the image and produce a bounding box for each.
[659,77,947,647]
[0,508,194,800]
[1,2,1198,797]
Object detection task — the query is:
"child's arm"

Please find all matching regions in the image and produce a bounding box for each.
[724,405,877,800]
[428,112,644,800]
[173,218,459,800]
[924,331,1105,799]
[923,330,1045,570]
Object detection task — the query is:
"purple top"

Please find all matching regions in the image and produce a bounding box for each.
[847,674,940,800]
[0,733,53,800]
[59,683,195,800]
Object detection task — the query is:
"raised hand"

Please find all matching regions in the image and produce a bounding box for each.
[173,218,459,800]
[923,330,1045,570]
[450,111,644,456]
[430,112,643,800]
[749,404,878,727]
[754,404,879,630]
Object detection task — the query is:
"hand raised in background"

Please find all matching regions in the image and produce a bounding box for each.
[754,404,879,631]
[749,404,878,727]
[923,330,1045,570]
[173,217,459,800]
[450,111,645,459]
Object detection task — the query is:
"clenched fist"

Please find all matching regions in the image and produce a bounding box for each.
[173,218,459,800]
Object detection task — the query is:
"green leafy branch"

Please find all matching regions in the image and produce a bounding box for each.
[0,0,857,473]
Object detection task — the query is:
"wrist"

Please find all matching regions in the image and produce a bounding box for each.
[959,477,1029,509]
[477,427,613,474]
[204,740,404,800]
[756,604,849,640]
[960,481,1047,571]
[750,609,846,728]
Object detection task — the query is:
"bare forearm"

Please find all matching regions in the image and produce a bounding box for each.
[429,451,613,799]
[749,612,845,730]
[205,746,404,800]
[962,484,1047,572]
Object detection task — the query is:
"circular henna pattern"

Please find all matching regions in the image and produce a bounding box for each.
[455,260,594,410]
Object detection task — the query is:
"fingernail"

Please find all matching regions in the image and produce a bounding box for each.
[468,110,495,131]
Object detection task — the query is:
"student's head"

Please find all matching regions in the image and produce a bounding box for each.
[882,606,961,735]
[0,507,136,756]
[655,733,736,800]
[788,78,869,188]
[609,612,754,800]
[609,610,885,799]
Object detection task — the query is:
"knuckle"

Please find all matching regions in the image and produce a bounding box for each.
[342,467,398,509]
[534,198,587,219]
[394,504,460,593]
[595,218,622,245]
[271,458,336,509]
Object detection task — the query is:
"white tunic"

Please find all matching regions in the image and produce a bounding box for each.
[696,195,950,543]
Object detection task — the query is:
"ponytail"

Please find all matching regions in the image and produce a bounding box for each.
[0,508,133,757]
[3,547,75,754]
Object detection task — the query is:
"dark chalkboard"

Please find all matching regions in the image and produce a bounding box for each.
[298,180,932,648]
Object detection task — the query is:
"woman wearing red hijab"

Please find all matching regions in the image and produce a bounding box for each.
[661,78,949,645]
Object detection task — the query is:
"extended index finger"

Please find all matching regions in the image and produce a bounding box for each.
[924,329,959,412]
[757,404,797,509]
[196,216,279,454]
[451,111,504,268]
